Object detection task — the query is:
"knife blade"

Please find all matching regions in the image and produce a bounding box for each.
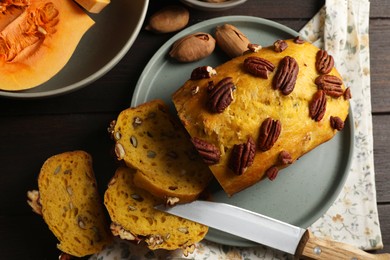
[155,201,389,260]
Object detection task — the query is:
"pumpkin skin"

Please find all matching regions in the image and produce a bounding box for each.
[0,0,94,91]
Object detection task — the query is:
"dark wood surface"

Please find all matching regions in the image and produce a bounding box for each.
[0,0,388,259]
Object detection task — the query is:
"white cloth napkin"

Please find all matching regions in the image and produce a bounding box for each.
[91,0,382,259]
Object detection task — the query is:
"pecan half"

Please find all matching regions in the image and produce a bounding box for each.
[273,39,288,52]
[229,137,256,175]
[316,49,334,74]
[258,118,281,151]
[273,56,299,95]
[294,36,305,44]
[309,90,327,121]
[344,87,352,100]
[279,150,293,165]
[243,56,275,79]
[190,66,216,80]
[191,137,221,165]
[330,116,345,130]
[208,77,235,113]
[315,74,343,97]
[266,166,279,181]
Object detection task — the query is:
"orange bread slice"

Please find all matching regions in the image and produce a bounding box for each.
[110,99,213,203]
[104,167,208,252]
[172,39,350,196]
[27,151,112,257]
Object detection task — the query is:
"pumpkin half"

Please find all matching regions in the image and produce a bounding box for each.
[0,0,94,91]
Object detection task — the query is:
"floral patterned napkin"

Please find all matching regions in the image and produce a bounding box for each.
[91,0,383,259]
[300,0,383,252]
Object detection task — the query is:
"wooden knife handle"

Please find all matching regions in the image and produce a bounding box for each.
[295,230,390,260]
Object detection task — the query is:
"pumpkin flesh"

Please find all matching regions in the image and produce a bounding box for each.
[0,0,95,91]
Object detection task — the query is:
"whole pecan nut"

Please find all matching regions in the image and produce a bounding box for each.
[315,74,343,97]
[190,66,217,80]
[309,90,327,121]
[266,166,279,181]
[191,137,220,165]
[273,56,299,95]
[330,116,345,131]
[229,137,256,175]
[258,118,281,151]
[208,77,235,113]
[243,56,275,79]
[316,49,334,74]
[273,39,288,52]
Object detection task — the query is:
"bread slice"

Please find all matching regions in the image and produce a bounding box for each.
[104,167,208,253]
[110,99,213,203]
[27,151,112,257]
[172,38,350,196]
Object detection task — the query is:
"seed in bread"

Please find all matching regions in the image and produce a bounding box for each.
[104,167,208,253]
[172,39,350,196]
[27,151,112,257]
[110,99,213,203]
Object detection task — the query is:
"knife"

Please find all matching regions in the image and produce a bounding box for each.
[155,201,389,259]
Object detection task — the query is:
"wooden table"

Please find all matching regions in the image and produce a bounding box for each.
[0,0,388,258]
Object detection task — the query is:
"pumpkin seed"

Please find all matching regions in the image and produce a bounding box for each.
[66,186,73,196]
[147,150,157,158]
[115,143,125,160]
[131,194,144,202]
[130,135,138,148]
[54,165,61,174]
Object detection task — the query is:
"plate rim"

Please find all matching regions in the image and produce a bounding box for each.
[179,0,247,10]
[132,15,299,107]
[131,15,355,247]
[0,0,149,99]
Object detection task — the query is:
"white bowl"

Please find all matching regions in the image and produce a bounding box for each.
[180,0,247,11]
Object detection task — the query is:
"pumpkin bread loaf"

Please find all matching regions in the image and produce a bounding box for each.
[172,38,350,196]
[104,167,208,253]
[109,99,213,203]
[27,151,112,257]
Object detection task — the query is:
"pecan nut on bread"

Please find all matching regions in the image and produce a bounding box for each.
[27,151,112,257]
[172,38,350,196]
[109,99,213,203]
[104,167,208,253]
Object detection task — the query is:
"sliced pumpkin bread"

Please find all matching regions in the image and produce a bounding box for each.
[104,167,208,252]
[110,99,213,203]
[27,150,112,257]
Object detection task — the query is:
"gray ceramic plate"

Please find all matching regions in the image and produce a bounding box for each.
[132,16,354,247]
[0,0,148,99]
